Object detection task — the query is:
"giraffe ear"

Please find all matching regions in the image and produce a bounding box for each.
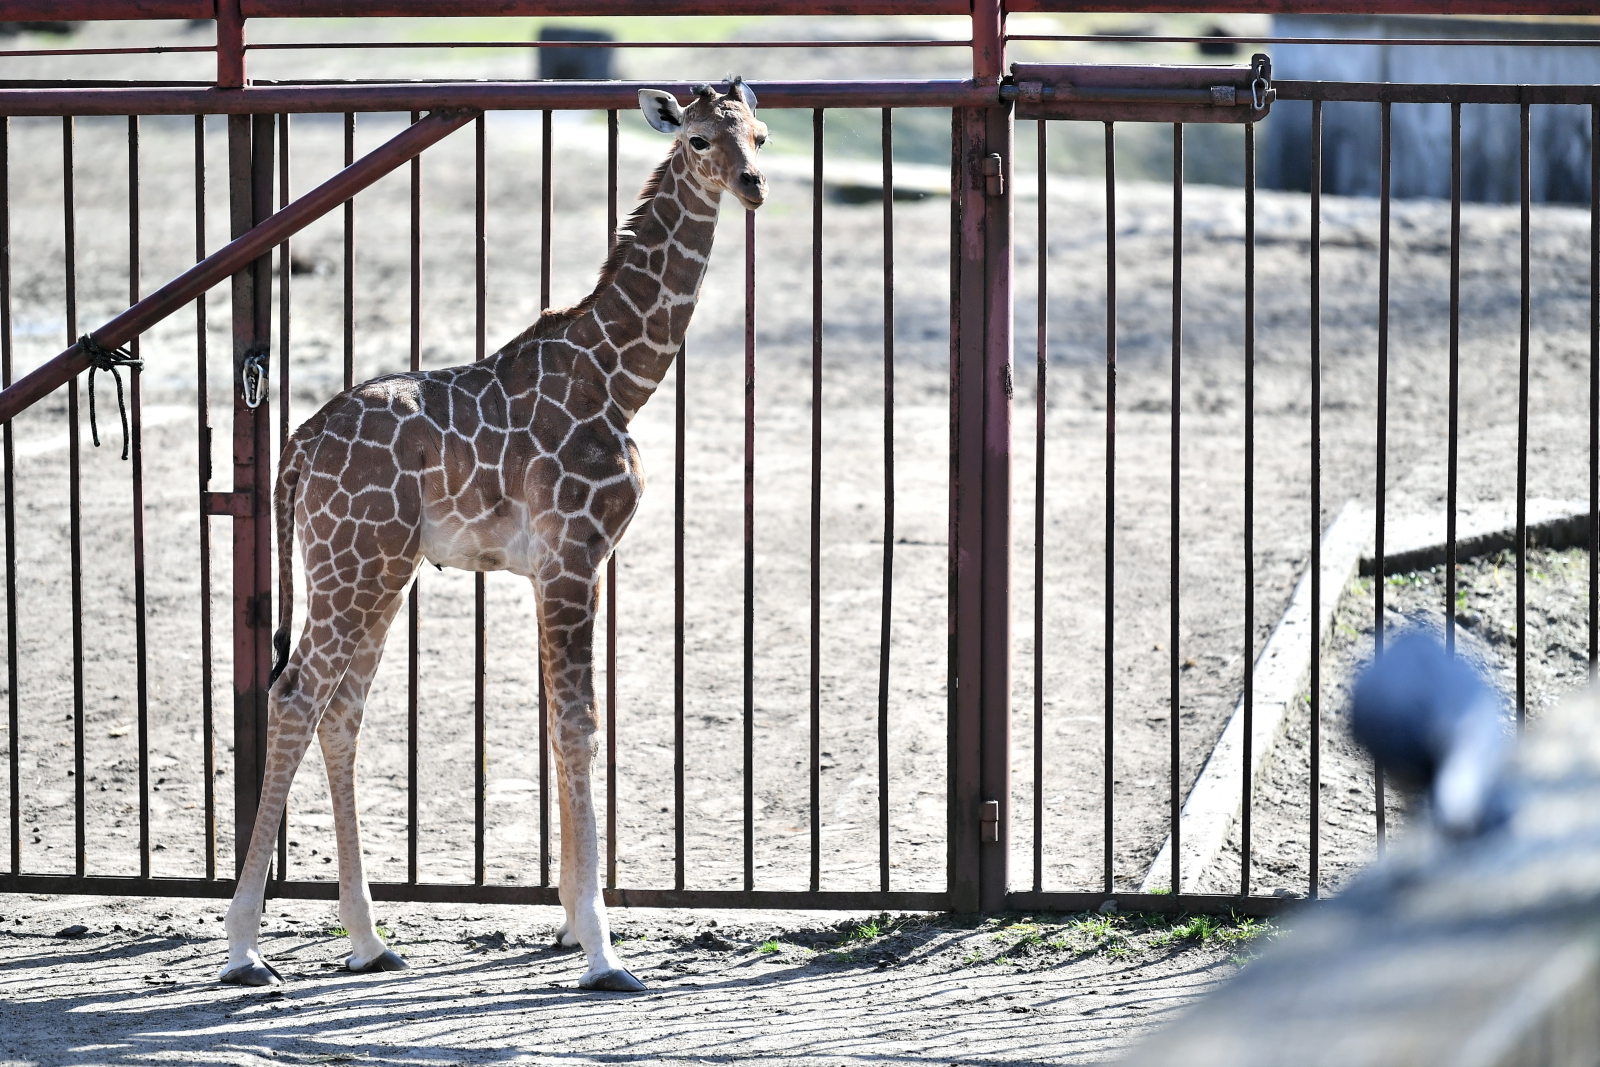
[729,78,757,111]
[638,90,685,134]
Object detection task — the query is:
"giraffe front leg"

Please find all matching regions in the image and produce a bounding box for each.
[539,569,643,992]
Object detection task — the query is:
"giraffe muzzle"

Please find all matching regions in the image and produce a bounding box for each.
[736,170,768,208]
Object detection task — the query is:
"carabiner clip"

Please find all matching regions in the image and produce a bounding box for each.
[1250,53,1273,112]
[242,349,270,409]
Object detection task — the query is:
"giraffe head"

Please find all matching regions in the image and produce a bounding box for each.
[638,79,769,210]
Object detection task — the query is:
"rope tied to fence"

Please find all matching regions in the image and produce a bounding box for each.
[77,334,143,462]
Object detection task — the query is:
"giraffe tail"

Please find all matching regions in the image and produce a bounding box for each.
[269,438,303,685]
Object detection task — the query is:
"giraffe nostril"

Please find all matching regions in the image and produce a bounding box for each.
[740,171,763,188]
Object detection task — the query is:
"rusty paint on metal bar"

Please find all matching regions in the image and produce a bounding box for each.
[1241,119,1255,894]
[0,1,212,18]
[65,115,86,879]
[1517,102,1531,727]
[1309,99,1322,900]
[745,201,758,896]
[809,107,822,895]
[0,114,14,879]
[1168,121,1182,898]
[0,107,477,427]
[0,81,1001,117]
[1010,32,1600,48]
[130,114,153,880]
[1447,103,1461,659]
[606,107,618,894]
[195,113,216,881]
[1103,120,1116,895]
[1007,1,1600,13]
[1033,116,1046,897]
[878,106,894,895]
[216,0,244,89]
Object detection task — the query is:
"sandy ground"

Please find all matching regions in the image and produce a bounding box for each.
[0,895,1272,1067]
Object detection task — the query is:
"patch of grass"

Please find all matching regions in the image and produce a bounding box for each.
[847,919,882,943]
[758,939,780,954]
[327,926,348,937]
[1387,572,1431,587]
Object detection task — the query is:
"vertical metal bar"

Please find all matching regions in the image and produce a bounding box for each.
[1168,122,1183,898]
[1032,117,1046,896]
[606,107,618,893]
[64,116,85,878]
[277,115,290,454]
[747,194,760,897]
[1516,101,1531,728]
[473,112,487,887]
[195,114,215,880]
[1309,99,1323,900]
[673,334,686,894]
[407,109,421,886]
[342,112,354,391]
[1102,121,1117,896]
[539,108,553,891]
[1374,101,1391,851]
[0,116,14,878]
[878,107,895,895]
[807,107,822,895]
[129,115,152,879]
[1447,103,1462,660]
[1591,103,1599,681]
[274,111,289,884]
[231,112,274,879]
[1241,120,1255,896]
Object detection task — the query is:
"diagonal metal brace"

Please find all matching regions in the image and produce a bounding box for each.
[0,105,480,426]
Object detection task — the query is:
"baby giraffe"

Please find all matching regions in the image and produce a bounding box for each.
[219,81,768,991]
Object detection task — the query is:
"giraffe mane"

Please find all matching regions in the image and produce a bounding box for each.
[522,153,676,340]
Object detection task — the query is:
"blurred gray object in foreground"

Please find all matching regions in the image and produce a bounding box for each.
[1120,690,1600,1067]
[537,26,614,82]
[1262,14,1599,203]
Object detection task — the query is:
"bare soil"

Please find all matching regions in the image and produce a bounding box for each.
[0,895,1270,1067]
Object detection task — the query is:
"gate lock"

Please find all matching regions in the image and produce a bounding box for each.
[1003,53,1273,124]
[980,800,1000,843]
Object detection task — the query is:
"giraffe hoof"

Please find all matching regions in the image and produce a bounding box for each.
[579,967,646,993]
[345,949,409,974]
[220,956,285,987]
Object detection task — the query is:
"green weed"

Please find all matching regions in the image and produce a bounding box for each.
[758,940,780,954]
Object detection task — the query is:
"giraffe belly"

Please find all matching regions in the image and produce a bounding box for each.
[418,508,543,577]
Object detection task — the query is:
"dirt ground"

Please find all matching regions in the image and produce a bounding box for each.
[0,895,1272,1067]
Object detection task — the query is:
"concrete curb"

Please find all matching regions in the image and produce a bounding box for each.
[1139,501,1368,894]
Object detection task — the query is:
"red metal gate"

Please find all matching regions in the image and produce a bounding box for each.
[0,0,1594,919]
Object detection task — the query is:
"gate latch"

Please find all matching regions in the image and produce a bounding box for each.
[980,800,1000,843]
[241,347,269,409]
[1007,57,1275,123]
[981,154,1004,198]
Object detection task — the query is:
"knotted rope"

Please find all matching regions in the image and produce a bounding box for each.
[77,335,143,462]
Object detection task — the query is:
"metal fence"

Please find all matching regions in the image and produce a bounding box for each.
[0,0,1596,919]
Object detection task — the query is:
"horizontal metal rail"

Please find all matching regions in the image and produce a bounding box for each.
[0,79,997,116]
[0,105,477,425]
[246,38,972,51]
[1,0,1590,20]
[1012,33,1600,48]
[1275,81,1600,104]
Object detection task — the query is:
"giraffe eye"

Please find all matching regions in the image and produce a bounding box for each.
[689,136,710,151]
[755,134,767,149]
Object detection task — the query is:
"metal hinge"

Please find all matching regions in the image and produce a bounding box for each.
[980,800,1000,843]
[981,153,1004,197]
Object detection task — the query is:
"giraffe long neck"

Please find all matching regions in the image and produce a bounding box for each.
[563,147,721,421]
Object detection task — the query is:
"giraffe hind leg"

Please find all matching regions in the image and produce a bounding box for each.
[221,596,369,985]
[316,589,410,973]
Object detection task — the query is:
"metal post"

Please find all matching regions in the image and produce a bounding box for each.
[230,113,273,876]
[951,0,1012,911]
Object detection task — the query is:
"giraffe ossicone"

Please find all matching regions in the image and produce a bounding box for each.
[217,80,768,992]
